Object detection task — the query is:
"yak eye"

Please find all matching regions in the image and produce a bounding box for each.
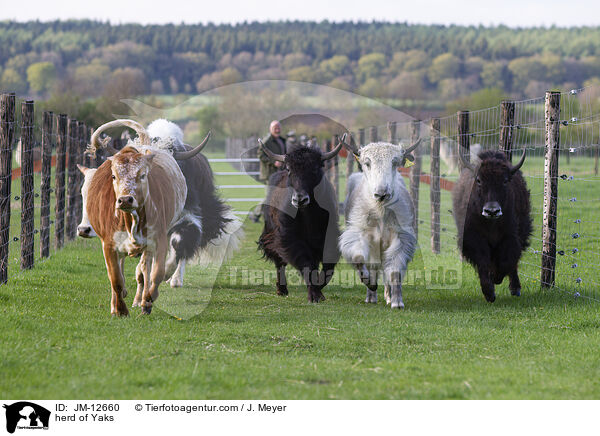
[476,177,481,185]
[111,174,116,180]
[140,173,146,180]
[363,160,371,169]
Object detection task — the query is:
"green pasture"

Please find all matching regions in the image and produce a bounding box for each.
[0,153,599,399]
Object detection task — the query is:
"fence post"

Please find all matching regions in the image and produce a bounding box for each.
[541,91,561,288]
[330,135,339,208]
[430,118,441,254]
[595,145,599,176]
[40,111,53,259]
[458,111,470,172]
[76,121,86,226]
[369,126,377,143]
[345,132,355,178]
[388,121,397,144]
[499,100,515,162]
[409,120,422,235]
[0,93,15,285]
[54,114,67,249]
[20,100,35,270]
[66,118,79,240]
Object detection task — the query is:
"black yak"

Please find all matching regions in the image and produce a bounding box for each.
[257,139,342,302]
[452,149,532,302]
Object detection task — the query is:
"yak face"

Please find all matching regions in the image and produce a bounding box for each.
[470,151,520,220]
[76,165,98,238]
[108,147,154,213]
[358,143,411,206]
[284,147,325,209]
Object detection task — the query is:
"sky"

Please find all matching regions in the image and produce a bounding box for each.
[2,0,600,27]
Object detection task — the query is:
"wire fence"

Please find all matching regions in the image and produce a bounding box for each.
[0,93,101,286]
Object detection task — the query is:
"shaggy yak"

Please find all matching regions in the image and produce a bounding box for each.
[452,148,532,302]
[257,139,342,302]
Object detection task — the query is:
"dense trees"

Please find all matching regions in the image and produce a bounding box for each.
[1,20,599,109]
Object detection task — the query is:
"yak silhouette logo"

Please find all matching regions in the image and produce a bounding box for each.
[3,402,50,434]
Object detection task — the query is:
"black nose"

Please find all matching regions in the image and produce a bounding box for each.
[297,195,309,206]
[117,196,134,205]
[482,206,502,217]
[374,191,390,202]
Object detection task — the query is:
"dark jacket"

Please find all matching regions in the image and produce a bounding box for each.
[259,134,287,181]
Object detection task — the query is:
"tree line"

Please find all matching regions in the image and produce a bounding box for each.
[1,20,599,125]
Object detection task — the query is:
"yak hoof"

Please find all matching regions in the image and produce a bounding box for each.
[169,277,183,288]
[277,286,289,296]
[308,290,326,303]
[484,292,496,303]
[141,304,152,315]
[511,288,521,297]
[391,301,405,309]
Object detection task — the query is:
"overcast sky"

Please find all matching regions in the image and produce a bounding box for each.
[2,0,599,27]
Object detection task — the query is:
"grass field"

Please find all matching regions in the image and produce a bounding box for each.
[1,152,599,399]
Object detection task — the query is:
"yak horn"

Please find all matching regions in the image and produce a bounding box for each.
[338,132,360,156]
[322,134,344,161]
[89,119,150,156]
[403,137,422,154]
[510,147,527,174]
[258,138,286,163]
[459,147,476,172]
[173,131,211,160]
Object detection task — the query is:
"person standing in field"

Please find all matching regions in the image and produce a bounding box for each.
[249,120,288,222]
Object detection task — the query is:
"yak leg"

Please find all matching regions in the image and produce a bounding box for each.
[477,263,496,303]
[508,268,521,297]
[169,259,186,288]
[141,235,167,315]
[132,253,147,307]
[318,262,337,292]
[120,258,127,298]
[275,262,288,296]
[384,284,391,305]
[298,262,324,303]
[387,271,404,309]
[340,230,376,292]
[102,243,128,316]
[364,266,378,303]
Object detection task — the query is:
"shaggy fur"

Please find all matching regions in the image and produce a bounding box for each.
[452,150,532,302]
[339,142,417,308]
[258,146,340,302]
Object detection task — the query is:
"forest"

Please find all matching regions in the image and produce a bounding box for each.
[1,20,600,125]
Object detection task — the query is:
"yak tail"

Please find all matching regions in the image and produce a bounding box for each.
[196,212,245,266]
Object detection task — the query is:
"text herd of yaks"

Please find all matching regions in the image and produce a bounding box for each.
[77,118,532,316]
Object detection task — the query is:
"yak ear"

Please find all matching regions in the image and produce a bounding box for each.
[402,153,415,168]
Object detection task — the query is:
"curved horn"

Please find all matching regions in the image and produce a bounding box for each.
[403,137,422,154]
[510,147,527,174]
[89,119,150,156]
[258,138,286,163]
[322,134,344,161]
[459,147,476,172]
[173,130,211,160]
[338,132,360,156]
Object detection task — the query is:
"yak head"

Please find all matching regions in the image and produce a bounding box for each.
[341,137,420,206]
[461,149,526,220]
[107,146,155,213]
[259,138,342,209]
[76,164,98,238]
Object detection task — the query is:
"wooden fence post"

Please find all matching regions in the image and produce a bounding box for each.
[409,120,422,235]
[40,111,53,259]
[0,93,15,285]
[369,126,378,143]
[66,118,79,240]
[55,114,67,249]
[388,121,397,144]
[76,121,86,226]
[541,91,561,288]
[458,111,470,172]
[430,118,441,254]
[20,100,35,270]
[345,132,355,178]
[84,126,93,168]
[330,134,339,207]
[499,100,515,162]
